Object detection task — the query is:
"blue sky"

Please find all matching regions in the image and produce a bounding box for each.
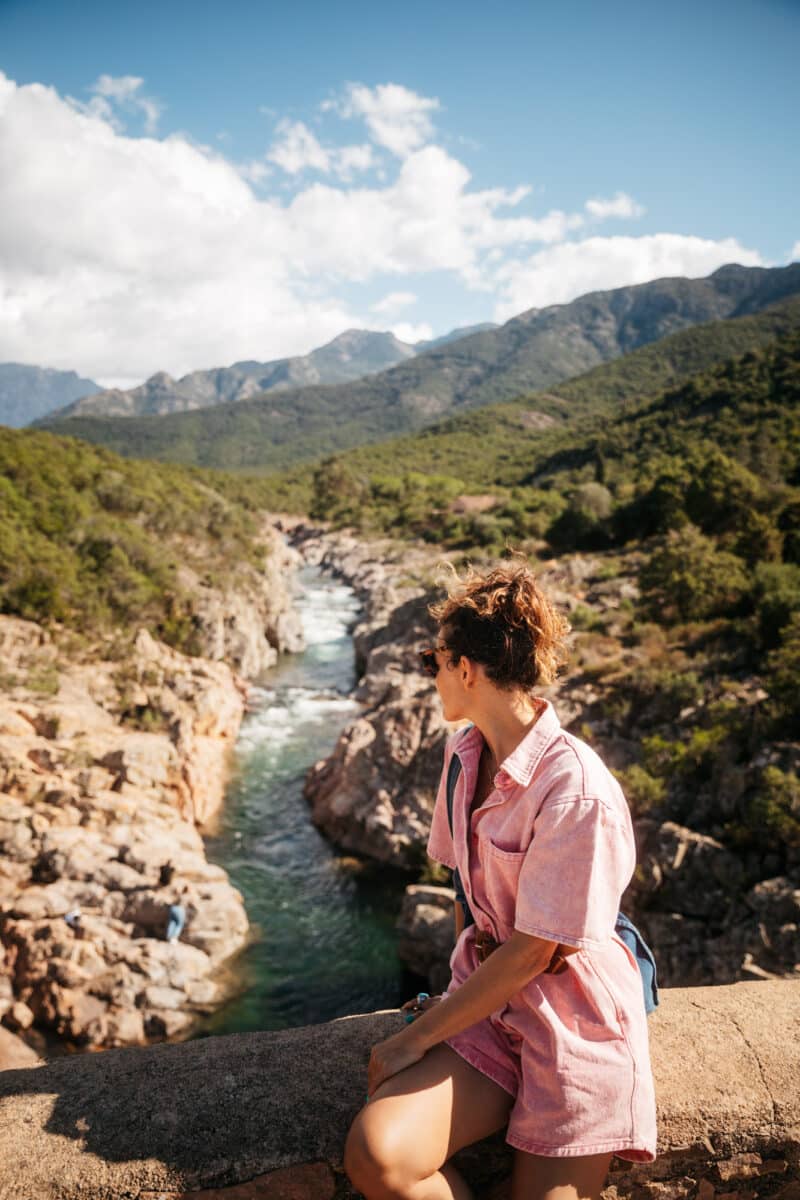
[0,0,797,385]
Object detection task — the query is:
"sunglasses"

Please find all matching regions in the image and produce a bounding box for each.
[419,644,449,678]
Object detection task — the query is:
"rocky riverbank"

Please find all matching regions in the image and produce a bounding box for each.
[288,525,800,994]
[0,522,304,1060]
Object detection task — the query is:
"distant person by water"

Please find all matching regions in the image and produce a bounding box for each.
[165,903,186,943]
[345,560,657,1200]
[164,884,191,943]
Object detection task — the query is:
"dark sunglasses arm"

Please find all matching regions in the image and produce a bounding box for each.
[419,649,439,677]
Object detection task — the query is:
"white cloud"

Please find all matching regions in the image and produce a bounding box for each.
[329,82,440,158]
[93,74,144,102]
[0,73,355,381]
[585,191,645,220]
[388,321,433,344]
[279,146,557,285]
[791,241,800,260]
[265,118,374,180]
[70,74,163,134]
[371,291,417,314]
[268,119,331,174]
[0,74,540,382]
[335,142,375,178]
[0,71,770,387]
[493,234,764,320]
[237,158,272,184]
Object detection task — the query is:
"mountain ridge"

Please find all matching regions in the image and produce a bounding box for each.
[42,323,501,423]
[0,364,100,429]
[45,328,421,420]
[38,263,800,471]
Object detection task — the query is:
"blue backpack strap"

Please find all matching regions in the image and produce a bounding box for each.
[445,734,474,929]
[615,911,659,1014]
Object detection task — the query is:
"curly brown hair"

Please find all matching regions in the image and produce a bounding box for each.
[428,561,570,689]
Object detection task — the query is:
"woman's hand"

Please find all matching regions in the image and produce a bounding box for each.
[367,1026,428,1097]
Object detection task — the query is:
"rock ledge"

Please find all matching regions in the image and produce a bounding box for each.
[0,980,796,1200]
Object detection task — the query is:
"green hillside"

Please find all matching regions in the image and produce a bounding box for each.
[180,291,800,525]
[0,428,265,652]
[308,321,799,561]
[302,318,800,827]
[246,293,796,528]
[38,263,800,472]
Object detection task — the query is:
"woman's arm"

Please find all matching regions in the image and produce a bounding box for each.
[367,928,558,1095]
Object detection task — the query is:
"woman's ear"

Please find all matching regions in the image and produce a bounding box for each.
[459,657,479,689]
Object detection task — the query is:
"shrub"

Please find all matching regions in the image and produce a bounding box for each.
[748,561,800,649]
[684,449,763,536]
[765,611,800,729]
[730,509,783,567]
[613,764,666,815]
[0,427,269,653]
[639,525,749,622]
[744,767,800,849]
[777,493,800,564]
[615,467,690,542]
[624,666,704,726]
[569,604,605,632]
[309,456,367,523]
[26,666,60,695]
[641,734,687,777]
[547,482,614,551]
[681,724,731,781]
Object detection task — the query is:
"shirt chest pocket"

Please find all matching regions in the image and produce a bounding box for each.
[481,837,529,932]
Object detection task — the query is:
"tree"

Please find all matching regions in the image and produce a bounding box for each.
[309,457,366,523]
[639,525,748,622]
[547,482,613,551]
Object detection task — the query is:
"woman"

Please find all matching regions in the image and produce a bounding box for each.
[344,562,657,1200]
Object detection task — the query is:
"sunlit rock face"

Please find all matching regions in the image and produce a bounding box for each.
[0,617,250,1049]
[0,522,307,1051]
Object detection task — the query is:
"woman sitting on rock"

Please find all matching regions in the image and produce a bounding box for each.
[345,561,657,1200]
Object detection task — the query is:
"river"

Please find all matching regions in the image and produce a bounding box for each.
[200,564,416,1035]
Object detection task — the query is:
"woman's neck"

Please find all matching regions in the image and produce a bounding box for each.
[470,691,543,770]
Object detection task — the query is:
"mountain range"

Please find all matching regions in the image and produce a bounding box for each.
[295,291,800,500]
[39,324,497,422]
[38,263,800,472]
[0,364,100,428]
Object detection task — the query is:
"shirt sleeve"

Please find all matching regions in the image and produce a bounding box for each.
[426,736,458,870]
[514,795,635,949]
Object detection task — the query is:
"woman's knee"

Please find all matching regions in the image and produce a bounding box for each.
[344,1106,419,1197]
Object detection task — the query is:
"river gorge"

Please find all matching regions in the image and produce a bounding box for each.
[201,564,414,1035]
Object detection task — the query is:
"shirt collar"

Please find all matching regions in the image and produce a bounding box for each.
[454,698,561,787]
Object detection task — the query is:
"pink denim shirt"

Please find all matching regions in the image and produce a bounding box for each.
[427,699,658,1161]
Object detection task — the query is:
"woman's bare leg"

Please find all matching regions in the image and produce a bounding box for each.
[344,1042,514,1200]
[510,1151,613,1200]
